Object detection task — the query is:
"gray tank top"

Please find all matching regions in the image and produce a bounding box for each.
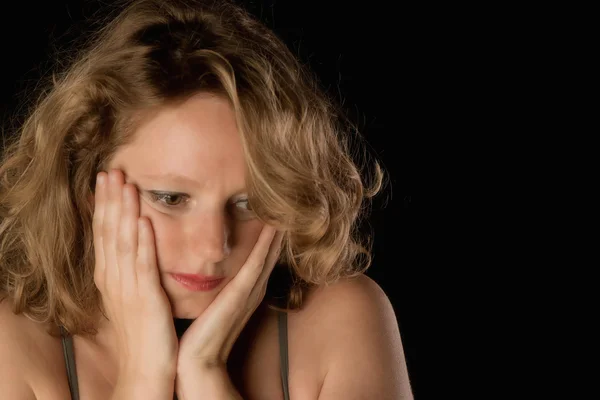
[60,311,290,400]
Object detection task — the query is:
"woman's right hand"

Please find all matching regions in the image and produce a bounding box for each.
[93,169,178,380]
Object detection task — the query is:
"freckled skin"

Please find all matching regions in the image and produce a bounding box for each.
[108,93,264,318]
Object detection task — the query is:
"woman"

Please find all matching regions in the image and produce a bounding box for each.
[0,0,413,399]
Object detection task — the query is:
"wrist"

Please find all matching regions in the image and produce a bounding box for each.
[175,365,241,400]
[119,365,176,388]
[114,372,175,400]
[121,359,177,379]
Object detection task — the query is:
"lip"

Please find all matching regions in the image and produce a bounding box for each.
[169,273,225,292]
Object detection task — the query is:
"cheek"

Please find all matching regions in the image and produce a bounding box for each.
[232,220,265,251]
[153,223,183,263]
[140,208,183,269]
[226,220,265,272]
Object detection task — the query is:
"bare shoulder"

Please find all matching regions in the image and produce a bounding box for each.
[304,273,394,313]
[300,274,400,333]
[299,274,414,400]
[0,299,39,399]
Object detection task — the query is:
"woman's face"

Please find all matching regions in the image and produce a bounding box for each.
[106,93,264,319]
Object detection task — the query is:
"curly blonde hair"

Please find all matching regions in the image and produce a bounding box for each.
[0,0,386,335]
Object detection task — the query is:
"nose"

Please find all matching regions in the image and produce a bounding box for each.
[184,210,232,266]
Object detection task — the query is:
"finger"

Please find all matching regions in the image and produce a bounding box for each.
[255,229,284,288]
[103,169,124,294]
[245,229,283,318]
[117,182,139,292]
[232,225,279,293]
[136,217,161,289]
[92,171,107,288]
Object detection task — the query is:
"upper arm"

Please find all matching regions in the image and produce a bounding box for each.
[0,301,38,400]
[310,275,413,400]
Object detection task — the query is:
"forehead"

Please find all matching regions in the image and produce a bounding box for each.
[110,93,248,190]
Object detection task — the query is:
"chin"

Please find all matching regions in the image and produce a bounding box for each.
[160,275,215,319]
[169,296,212,320]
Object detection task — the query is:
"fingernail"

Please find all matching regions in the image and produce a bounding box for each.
[96,173,105,186]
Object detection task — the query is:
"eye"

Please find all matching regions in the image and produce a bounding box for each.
[148,192,188,208]
[234,198,253,212]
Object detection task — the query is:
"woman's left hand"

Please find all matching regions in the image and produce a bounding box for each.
[176,224,284,374]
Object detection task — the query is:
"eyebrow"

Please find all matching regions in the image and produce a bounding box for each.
[138,172,247,195]
[139,172,200,185]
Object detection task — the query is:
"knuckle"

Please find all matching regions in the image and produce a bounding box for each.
[260,283,268,297]
[102,219,115,240]
[116,236,133,255]
[92,217,103,237]
[93,273,104,291]
[136,261,154,278]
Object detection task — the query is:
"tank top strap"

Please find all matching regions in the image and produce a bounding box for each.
[60,326,80,400]
[278,310,290,400]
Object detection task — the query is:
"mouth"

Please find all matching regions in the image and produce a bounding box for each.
[169,273,226,292]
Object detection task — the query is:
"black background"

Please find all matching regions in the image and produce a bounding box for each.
[0,1,451,398]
